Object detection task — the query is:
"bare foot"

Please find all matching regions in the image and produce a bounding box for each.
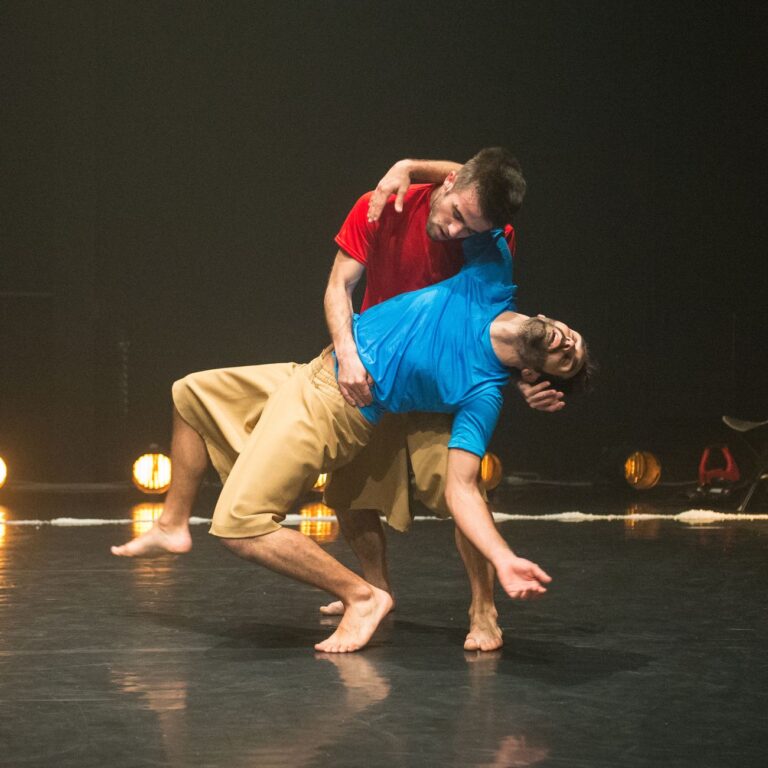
[464,609,503,652]
[319,594,395,616]
[314,586,393,653]
[111,522,192,558]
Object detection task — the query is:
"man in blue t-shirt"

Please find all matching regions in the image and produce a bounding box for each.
[208,228,591,653]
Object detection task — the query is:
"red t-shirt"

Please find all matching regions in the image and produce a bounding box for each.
[334,184,516,311]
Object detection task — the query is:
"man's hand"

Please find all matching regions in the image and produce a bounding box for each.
[336,350,374,407]
[495,554,552,600]
[517,379,565,412]
[367,160,412,222]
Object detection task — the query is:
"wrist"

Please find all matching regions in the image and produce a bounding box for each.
[334,341,358,361]
[395,158,414,178]
[491,546,516,569]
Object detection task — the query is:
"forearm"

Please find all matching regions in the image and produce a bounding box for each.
[323,280,357,358]
[445,482,513,566]
[399,158,462,184]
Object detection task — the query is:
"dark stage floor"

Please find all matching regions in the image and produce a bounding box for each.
[0,493,766,768]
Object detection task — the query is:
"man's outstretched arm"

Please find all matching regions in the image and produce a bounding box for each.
[445,448,552,600]
[324,250,373,407]
[367,158,462,221]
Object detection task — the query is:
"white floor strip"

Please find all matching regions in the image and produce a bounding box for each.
[3,510,767,527]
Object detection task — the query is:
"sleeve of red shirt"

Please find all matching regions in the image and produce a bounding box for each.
[503,224,516,256]
[334,192,378,266]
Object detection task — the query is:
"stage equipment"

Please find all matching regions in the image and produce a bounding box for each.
[0,457,6,489]
[132,448,172,494]
[624,450,661,490]
[299,502,338,542]
[479,452,503,491]
[723,415,768,511]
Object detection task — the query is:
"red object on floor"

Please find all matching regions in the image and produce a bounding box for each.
[698,445,741,485]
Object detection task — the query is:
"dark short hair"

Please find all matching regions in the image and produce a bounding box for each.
[454,147,527,226]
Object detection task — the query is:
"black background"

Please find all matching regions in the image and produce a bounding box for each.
[1,1,766,482]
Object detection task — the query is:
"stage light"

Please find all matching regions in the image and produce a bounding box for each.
[0,457,6,489]
[624,451,661,490]
[479,452,503,491]
[132,449,172,494]
[299,502,338,543]
[312,473,328,492]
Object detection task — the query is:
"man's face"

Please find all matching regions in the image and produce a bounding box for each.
[426,173,494,241]
[518,315,585,379]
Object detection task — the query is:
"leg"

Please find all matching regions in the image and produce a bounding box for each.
[111,362,300,557]
[209,352,381,650]
[406,412,503,650]
[319,508,395,615]
[111,406,206,556]
[223,528,392,652]
[454,526,503,651]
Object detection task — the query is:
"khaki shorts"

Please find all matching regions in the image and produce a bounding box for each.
[174,351,372,538]
[173,355,479,534]
[324,412,454,531]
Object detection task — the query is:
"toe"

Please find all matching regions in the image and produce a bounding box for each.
[464,635,480,651]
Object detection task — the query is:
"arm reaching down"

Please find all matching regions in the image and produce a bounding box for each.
[324,250,373,407]
[445,448,552,600]
[367,158,462,222]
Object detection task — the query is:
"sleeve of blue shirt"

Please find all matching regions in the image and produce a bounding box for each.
[448,388,504,458]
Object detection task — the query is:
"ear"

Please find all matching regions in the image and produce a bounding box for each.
[443,170,456,191]
[520,368,541,384]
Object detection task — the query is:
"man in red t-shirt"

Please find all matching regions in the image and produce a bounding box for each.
[321,148,562,652]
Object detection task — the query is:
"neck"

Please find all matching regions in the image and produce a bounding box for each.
[489,312,529,368]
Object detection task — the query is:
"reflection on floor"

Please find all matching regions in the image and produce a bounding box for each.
[0,493,765,767]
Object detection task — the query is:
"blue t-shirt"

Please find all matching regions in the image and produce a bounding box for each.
[351,229,517,457]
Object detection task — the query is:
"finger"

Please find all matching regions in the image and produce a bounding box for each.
[394,186,406,213]
[349,390,367,408]
[528,390,562,405]
[367,189,385,222]
[358,386,373,406]
[532,565,552,583]
[532,398,564,412]
[526,381,552,395]
[350,383,374,407]
[338,385,358,408]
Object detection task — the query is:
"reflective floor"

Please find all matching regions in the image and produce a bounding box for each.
[0,493,766,767]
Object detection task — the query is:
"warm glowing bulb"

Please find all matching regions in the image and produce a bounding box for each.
[478,453,503,491]
[624,451,661,490]
[299,502,338,542]
[0,457,6,489]
[132,452,172,494]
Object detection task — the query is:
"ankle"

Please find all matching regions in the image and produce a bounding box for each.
[156,515,190,534]
[345,582,376,606]
[469,603,498,622]
[362,574,392,594]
